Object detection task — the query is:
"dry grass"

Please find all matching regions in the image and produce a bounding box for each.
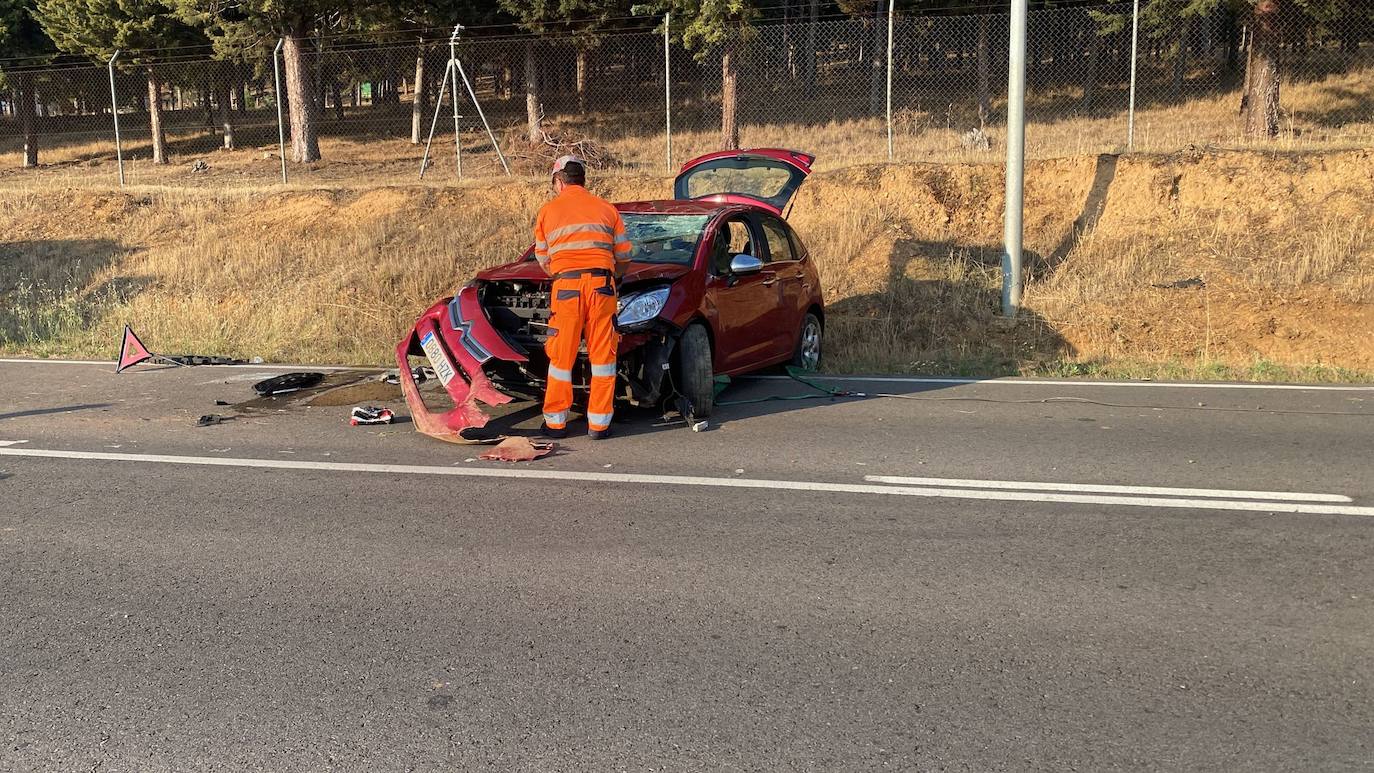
[2,144,1372,380]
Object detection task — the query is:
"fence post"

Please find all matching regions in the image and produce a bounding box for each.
[1127,0,1139,150]
[273,38,288,183]
[1001,0,1027,317]
[107,50,125,187]
[885,0,894,161]
[664,13,673,171]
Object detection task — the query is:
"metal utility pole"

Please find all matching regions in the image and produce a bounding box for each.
[885,0,894,161]
[107,50,124,187]
[1127,0,1140,150]
[1001,0,1027,317]
[664,13,673,170]
[272,38,288,184]
[449,25,464,178]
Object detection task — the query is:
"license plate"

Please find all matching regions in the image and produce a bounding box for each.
[420,331,457,386]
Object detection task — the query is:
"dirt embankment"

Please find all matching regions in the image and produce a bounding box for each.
[2,148,1371,377]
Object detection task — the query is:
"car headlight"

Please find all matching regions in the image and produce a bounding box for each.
[617,286,671,327]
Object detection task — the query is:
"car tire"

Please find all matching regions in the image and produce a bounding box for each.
[790,313,823,371]
[676,322,714,420]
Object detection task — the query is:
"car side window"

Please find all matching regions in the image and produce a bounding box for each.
[712,217,759,275]
[761,218,796,263]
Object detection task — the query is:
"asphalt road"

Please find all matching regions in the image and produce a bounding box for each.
[1,359,1372,771]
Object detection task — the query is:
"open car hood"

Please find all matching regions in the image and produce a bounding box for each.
[476,256,692,285]
[673,148,815,215]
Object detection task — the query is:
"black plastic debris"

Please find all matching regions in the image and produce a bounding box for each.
[253,372,325,396]
[196,414,233,427]
[166,355,247,366]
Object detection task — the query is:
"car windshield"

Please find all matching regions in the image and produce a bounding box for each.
[622,213,710,265]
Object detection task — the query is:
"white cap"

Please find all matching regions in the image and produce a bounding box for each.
[552,155,585,175]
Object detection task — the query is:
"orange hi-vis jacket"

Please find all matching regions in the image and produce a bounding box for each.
[534,185,632,275]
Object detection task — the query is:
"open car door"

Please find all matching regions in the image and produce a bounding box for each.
[673,149,815,217]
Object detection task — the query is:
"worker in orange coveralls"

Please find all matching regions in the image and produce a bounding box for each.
[534,155,632,440]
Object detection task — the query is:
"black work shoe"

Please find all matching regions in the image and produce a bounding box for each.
[588,427,612,440]
[541,424,568,439]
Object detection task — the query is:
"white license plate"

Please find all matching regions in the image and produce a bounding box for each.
[419,331,457,386]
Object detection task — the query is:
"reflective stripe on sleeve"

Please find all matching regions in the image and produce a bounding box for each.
[548,365,573,382]
[590,363,616,378]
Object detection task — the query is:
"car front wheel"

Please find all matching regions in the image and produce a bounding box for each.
[791,313,823,371]
[675,322,714,420]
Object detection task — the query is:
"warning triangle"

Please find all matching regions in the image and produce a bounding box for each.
[116,325,154,373]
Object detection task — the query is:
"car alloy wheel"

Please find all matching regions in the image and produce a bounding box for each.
[795,314,822,371]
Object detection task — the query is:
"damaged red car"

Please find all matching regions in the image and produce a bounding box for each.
[396,148,824,442]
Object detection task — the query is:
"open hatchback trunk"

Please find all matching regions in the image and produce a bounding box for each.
[673,148,815,215]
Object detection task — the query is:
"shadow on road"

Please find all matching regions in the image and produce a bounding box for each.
[0,403,114,422]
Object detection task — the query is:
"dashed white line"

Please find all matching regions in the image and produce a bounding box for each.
[747,374,1374,392]
[863,475,1353,503]
[0,447,1370,517]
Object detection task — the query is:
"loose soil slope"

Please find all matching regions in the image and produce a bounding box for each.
[1,148,1371,378]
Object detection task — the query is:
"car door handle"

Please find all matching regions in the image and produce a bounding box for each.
[761,277,778,286]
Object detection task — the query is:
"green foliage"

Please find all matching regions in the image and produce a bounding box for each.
[0,0,54,61]
[35,0,204,61]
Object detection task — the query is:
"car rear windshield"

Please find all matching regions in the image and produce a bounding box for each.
[623,213,710,265]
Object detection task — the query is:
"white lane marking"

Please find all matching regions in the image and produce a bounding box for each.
[0,440,29,447]
[746,375,1374,392]
[0,358,365,372]
[1,447,1370,517]
[863,475,1353,503]
[1,358,1368,391]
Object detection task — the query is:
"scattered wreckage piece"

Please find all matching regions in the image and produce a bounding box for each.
[349,405,394,426]
[395,287,524,444]
[478,437,555,462]
[253,372,325,396]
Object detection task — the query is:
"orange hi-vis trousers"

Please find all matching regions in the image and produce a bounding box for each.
[543,270,619,433]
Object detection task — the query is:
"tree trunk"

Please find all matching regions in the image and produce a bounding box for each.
[236,80,247,113]
[332,81,343,121]
[1242,0,1281,137]
[721,40,740,149]
[1171,17,1191,101]
[219,80,236,150]
[806,0,819,84]
[868,0,885,116]
[19,73,38,168]
[411,41,426,144]
[524,40,541,142]
[575,47,588,115]
[976,14,991,126]
[1083,24,1100,114]
[147,68,168,165]
[282,31,322,163]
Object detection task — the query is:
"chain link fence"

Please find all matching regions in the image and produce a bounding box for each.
[2,3,1370,188]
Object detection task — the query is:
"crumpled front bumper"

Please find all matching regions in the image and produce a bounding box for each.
[395,286,528,443]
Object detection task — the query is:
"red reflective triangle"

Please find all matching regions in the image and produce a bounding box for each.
[116,325,154,373]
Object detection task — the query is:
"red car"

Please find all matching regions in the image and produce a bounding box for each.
[396,148,825,442]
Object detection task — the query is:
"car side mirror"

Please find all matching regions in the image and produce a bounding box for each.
[730,254,763,276]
